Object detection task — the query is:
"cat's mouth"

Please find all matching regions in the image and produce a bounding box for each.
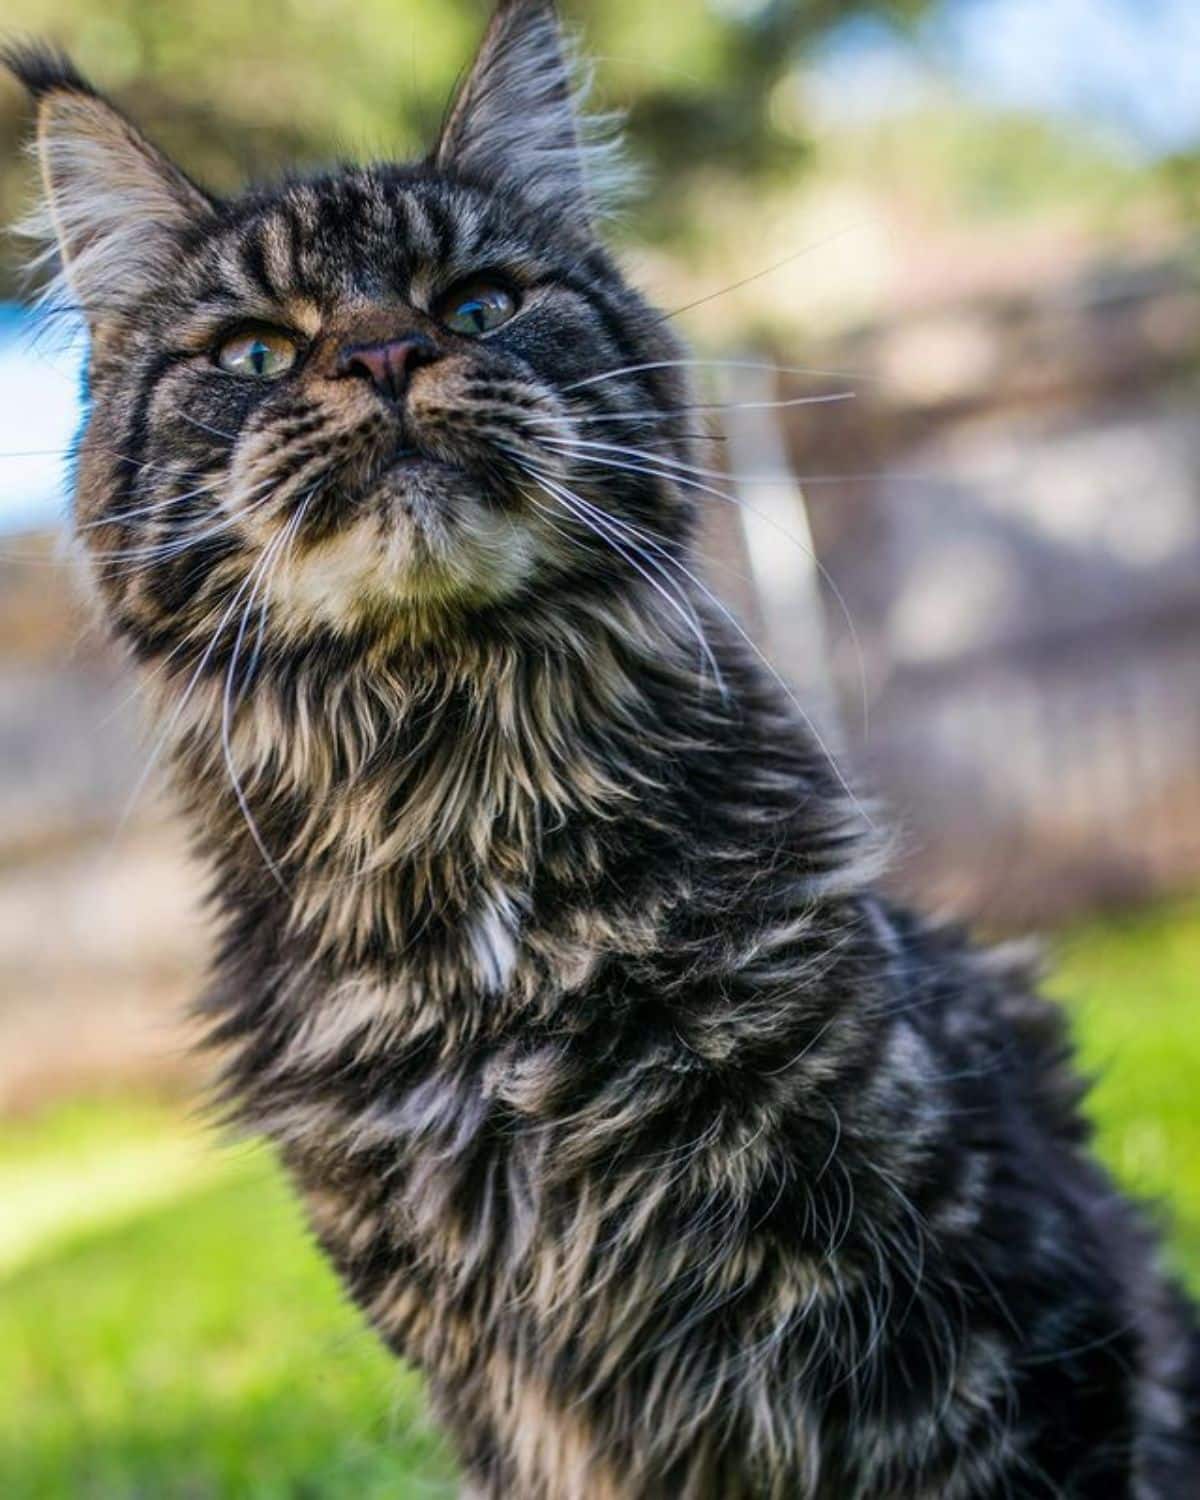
[384,454,476,491]
[386,449,454,479]
[379,434,480,487]
[256,415,548,630]
[372,433,519,508]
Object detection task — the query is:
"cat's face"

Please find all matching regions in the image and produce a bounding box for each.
[73,166,692,647]
[6,3,696,661]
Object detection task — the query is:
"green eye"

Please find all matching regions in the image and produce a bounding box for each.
[216,326,300,378]
[440,280,518,337]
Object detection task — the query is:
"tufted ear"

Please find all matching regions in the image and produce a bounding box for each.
[433,0,629,226]
[2,44,214,328]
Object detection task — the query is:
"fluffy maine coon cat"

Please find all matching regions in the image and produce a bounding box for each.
[6,4,1198,1495]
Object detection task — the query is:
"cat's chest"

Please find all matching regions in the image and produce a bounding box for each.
[262,980,563,1312]
[245,948,578,1178]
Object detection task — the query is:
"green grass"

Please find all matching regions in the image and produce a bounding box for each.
[1,900,1198,1497]
[1050,899,1200,1283]
[0,1104,455,1499]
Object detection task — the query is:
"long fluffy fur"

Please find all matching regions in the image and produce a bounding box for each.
[6,5,1199,1496]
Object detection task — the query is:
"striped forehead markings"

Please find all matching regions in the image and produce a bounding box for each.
[196,172,630,348]
[239,233,279,303]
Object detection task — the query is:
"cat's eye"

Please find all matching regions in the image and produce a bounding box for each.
[439,280,519,337]
[215,326,300,379]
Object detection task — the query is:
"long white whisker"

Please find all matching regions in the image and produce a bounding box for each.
[116,521,291,830]
[537,432,739,485]
[537,426,937,487]
[84,477,284,574]
[180,413,239,442]
[535,437,871,745]
[219,506,308,892]
[0,447,83,460]
[0,446,193,474]
[658,224,869,323]
[562,359,867,393]
[77,475,228,531]
[525,464,871,829]
[243,489,311,695]
[524,471,725,692]
[529,392,855,429]
[94,633,196,728]
[539,490,722,693]
[608,392,857,417]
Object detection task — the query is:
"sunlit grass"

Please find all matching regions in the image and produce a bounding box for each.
[1,900,1197,1496]
[0,1107,455,1499]
[1050,897,1200,1284]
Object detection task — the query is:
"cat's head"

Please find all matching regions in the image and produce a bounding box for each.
[4,1,697,662]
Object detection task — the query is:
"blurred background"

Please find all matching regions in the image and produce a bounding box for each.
[1,1,1197,1495]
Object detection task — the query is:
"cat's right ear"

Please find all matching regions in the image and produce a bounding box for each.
[2,44,214,328]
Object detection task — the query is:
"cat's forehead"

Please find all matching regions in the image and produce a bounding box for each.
[192,166,567,312]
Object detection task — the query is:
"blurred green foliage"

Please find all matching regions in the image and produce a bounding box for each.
[1,901,1198,1498]
[2,0,1192,334]
[0,0,938,293]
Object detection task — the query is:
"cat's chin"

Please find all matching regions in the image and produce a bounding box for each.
[264,473,541,636]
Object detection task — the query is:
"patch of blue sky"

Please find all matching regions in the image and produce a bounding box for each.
[0,305,85,534]
[809,0,1200,159]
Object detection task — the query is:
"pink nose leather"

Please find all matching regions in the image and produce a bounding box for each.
[336,335,438,401]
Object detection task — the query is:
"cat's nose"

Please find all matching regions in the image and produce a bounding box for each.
[335,334,440,402]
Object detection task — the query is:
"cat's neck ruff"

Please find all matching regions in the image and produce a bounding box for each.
[166,580,730,1016]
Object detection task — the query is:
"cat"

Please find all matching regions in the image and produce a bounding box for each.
[5,3,1199,1495]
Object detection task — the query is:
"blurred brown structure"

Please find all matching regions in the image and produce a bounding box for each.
[0,539,205,1110]
[782,252,1200,927]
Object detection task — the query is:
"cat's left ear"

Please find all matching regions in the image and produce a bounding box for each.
[433,0,629,228]
[2,44,215,328]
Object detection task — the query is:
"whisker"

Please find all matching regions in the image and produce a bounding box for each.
[562,359,866,393]
[180,413,239,442]
[0,448,82,460]
[523,462,872,831]
[0,489,300,570]
[94,633,196,728]
[0,444,198,475]
[533,436,870,742]
[531,391,855,427]
[219,506,308,892]
[521,469,725,692]
[537,432,742,485]
[116,524,292,828]
[77,475,228,532]
[84,477,284,575]
[243,482,312,695]
[117,613,248,830]
[655,223,868,323]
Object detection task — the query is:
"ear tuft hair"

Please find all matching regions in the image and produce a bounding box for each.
[1,40,95,101]
[4,42,213,331]
[434,0,634,229]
